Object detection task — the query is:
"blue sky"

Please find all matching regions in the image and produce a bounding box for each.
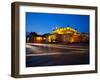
[26,12,90,35]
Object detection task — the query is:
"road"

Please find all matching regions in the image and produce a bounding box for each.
[26,43,89,67]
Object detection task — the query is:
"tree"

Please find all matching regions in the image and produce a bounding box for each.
[28,32,38,42]
[42,33,51,37]
[29,32,38,36]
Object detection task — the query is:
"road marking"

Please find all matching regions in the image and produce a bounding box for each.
[27,43,88,48]
[26,44,88,51]
[26,51,88,57]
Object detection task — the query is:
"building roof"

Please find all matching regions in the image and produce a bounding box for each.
[52,27,77,34]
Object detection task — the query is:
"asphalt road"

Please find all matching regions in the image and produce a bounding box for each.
[26,43,89,67]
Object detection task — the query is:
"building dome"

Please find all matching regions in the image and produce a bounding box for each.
[52,27,77,35]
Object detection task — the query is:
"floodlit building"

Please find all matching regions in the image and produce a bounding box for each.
[47,27,88,43]
[27,26,89,43]
[47,33,61,43]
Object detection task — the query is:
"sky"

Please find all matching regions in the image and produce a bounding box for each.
[26,12,90,35]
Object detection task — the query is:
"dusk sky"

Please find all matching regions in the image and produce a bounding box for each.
[26,12,90,35]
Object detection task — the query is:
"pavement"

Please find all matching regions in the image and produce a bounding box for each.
[26,43,89,67]
[26,43,89,56]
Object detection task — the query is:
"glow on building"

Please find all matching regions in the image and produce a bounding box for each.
[36,37,43,41]
[48,34,57,42]
[48,27,81,43]
[52,27,77,35]
[33,36,44,43]
[27,26,88,43]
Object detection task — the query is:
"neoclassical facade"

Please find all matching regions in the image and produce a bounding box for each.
[47,27,88,43]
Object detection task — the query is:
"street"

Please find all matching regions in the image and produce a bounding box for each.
[26,43,89,67]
